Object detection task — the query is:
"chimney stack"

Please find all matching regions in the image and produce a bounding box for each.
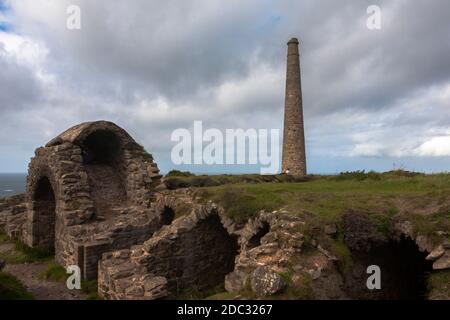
[282,37,307,176]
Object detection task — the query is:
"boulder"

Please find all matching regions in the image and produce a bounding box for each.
[250,266,286,296]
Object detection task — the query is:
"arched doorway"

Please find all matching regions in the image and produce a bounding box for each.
[81,130,127,219]
[32,176,56,249]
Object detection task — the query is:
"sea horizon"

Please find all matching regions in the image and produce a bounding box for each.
[0,173,27,198]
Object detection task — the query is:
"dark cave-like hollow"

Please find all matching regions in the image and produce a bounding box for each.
[32,176,56,249]
[81,130,121,165]
[168,215,239,297]
[344,237,433,300]
[161,206,175,225]
[247,221,270,249]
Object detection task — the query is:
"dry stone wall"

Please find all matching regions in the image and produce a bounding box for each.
[17,121,163,279]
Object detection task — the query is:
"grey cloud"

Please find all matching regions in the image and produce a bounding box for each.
[0,47,42,113]
[1,0,450,172]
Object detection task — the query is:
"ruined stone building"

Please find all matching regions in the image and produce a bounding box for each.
[22,121,166,279]
[282,37,307,176]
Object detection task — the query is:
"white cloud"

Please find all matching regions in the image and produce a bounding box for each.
[414,136,450,157]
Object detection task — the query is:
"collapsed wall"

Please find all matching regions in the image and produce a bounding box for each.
[98,201,239,299]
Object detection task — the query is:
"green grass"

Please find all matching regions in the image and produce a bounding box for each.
[164,173,309,190]
[81,280,101,300]
[40,263,67,282]
[0,239,54,264]
[279,273,314,300]
[0,232,9,244]
[331,232,353,272]
[205,291,237,300]
[196,173,450,234]
[0,271,34,300]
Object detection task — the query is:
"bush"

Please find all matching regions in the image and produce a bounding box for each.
[334,171,368,181]
[165,170,195,177]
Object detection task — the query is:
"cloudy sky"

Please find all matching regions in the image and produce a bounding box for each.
[1,0,450,174]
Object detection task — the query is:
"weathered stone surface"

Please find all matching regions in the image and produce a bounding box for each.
[426,245,445,261]
[250,266,286,296]
[281,37,306,176]
[0,258,5,271]
[143,276,168,299]
[433,251,450,270]
[416,235,434,253]
[99,200,238,300]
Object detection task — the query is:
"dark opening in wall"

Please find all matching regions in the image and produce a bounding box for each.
[168,215,239,297]
[247,221,270,249]
[32,176,56,249]
[161,206,175,225]
[81,130,121,165]
[343,237,433,300]
[82,130,126,219]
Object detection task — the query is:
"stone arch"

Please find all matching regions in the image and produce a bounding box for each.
[78,128,127,218]
[30,175,57,249]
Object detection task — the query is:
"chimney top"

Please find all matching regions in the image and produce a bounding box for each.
[287,37,299,45]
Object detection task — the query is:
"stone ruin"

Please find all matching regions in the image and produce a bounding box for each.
[22,120,166,279]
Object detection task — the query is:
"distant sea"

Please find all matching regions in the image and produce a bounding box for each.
[0,173,27,198]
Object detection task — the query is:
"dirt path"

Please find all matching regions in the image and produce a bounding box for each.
[0,243,87,300]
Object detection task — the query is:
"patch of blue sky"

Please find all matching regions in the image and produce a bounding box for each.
[0,22,11,31]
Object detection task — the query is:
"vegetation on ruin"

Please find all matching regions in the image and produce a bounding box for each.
[0,239,53,264]
[0,272,35,300]
[82,280,101,300]
[0,232,9,244]
[40,263,67,282]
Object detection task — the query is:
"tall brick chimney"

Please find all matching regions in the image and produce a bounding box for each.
[282,37,307,176]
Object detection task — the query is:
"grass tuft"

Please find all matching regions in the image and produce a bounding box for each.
[0,271,34,300]
[40,263,67,282]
